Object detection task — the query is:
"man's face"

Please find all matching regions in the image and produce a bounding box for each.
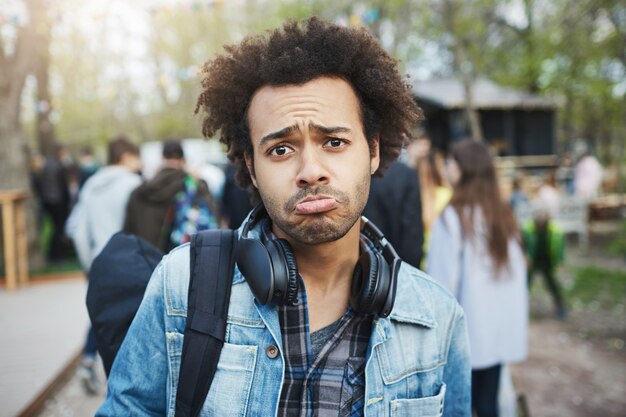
[246,76,379,245]
[121,153,142,173]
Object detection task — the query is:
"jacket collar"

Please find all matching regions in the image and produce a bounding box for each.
[387,264,437,328]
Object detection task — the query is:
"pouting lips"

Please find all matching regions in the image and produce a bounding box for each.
[294,198,338,214]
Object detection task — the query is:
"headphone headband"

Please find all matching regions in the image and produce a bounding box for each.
[240,204,267,239]
[360,216,399,262]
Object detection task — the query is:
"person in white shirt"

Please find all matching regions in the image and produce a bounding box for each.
[575,153,603,199]
[66,135,142,394]
[428,139,528,417]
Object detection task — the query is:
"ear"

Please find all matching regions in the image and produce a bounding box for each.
[370,136,380,175]
[244,153,258,188]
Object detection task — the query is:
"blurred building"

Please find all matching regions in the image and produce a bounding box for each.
[413,78,558,157]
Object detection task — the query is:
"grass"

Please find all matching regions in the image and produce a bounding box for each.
[607,220,626,257]
[566,266,626,307]
[32,213,83,276]
[39,213,53,255]
[30,259,83,277]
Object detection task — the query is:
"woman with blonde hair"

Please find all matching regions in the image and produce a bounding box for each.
[427,139,528,417]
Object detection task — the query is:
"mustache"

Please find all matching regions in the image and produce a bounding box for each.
[284,185,349,212]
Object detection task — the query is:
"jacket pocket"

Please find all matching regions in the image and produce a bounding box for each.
[389,383,446,417]
[201,342,258,416]
[167,332,258,417]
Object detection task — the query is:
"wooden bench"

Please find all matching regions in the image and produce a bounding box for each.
[1,189,30,291]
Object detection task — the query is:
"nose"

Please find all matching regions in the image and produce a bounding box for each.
[295,146,329,188]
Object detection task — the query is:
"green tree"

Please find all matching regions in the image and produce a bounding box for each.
[486,0,625,189]
[0,0,52,271]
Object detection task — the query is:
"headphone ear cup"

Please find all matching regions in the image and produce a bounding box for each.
[269,238,299,305]
[351,251,392,315]
[236,237,275,305]
[351,250,379,314]
[372,253,391,313]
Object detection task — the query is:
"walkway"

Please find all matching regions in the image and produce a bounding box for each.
[1,275,91,417]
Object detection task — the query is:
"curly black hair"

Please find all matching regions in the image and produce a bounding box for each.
[195,17,423,193]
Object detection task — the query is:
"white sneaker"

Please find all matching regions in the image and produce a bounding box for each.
[78,364,100,395]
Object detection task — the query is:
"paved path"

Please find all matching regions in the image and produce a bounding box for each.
[1,277,91,417]
[33,359,105,417]
[511,318,626,417]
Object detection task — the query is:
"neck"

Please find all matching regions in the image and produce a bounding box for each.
[274,218,362,332]
[291,221,361,290]
[162,159,185,170]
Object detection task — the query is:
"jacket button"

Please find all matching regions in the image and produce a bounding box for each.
[266,344,279,359]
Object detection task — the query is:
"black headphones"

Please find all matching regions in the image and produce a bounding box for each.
[236,205,401,317]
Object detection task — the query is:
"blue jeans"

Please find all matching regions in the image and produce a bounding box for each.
[83,327,97,359]
[472,364,501,417]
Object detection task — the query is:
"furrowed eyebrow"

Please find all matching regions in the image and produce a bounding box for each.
[259,123,352,146]
[259,125,298,146]
[310,123,351,135]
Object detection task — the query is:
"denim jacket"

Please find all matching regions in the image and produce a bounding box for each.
[97,223,471,417]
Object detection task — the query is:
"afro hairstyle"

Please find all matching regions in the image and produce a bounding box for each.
[196,16,423,195]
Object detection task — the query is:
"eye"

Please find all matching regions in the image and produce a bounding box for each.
[268,144,294,157]
[324,138,346,149]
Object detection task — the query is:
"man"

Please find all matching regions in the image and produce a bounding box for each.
[123,139,218,251]
[77,145,100,189]
[67,135,142,393]
[34,144,72,262]
[364,159,423,268]
[70,135,142,271]
[523,203,566,318]
[98,18,470,416]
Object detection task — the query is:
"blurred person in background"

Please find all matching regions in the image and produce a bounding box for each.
[522,203,566,318]
[59,145,82,206]
[124,139,219,251]
[556,153,576,195]
[509,175,529,213]
[575,151,603,199]
[416,146,452,267]
[428,139,528,417]
[221,161,253,229]
[77,145,100,189]
[67,135,142,394]
[509,175,530,228]
[535,169,560,220]
[33,143,72,262]
[363,158,424,268]
[29,152,46,229]
[69,136,142,269]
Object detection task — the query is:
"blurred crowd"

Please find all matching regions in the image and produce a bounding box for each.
[29,137,253,265]
[27,133,605,416]
[29,136,253,394]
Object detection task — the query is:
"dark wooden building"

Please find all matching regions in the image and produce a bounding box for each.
[413,78,558,156]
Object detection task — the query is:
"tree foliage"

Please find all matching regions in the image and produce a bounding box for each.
[3,0,623,182]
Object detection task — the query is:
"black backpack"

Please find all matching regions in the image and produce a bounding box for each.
[87,230,237,417]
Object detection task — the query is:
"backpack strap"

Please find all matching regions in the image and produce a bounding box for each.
[175,229,238,417]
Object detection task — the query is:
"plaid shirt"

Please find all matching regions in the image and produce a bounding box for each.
[277,281,372,417]
[276,271,373,417]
